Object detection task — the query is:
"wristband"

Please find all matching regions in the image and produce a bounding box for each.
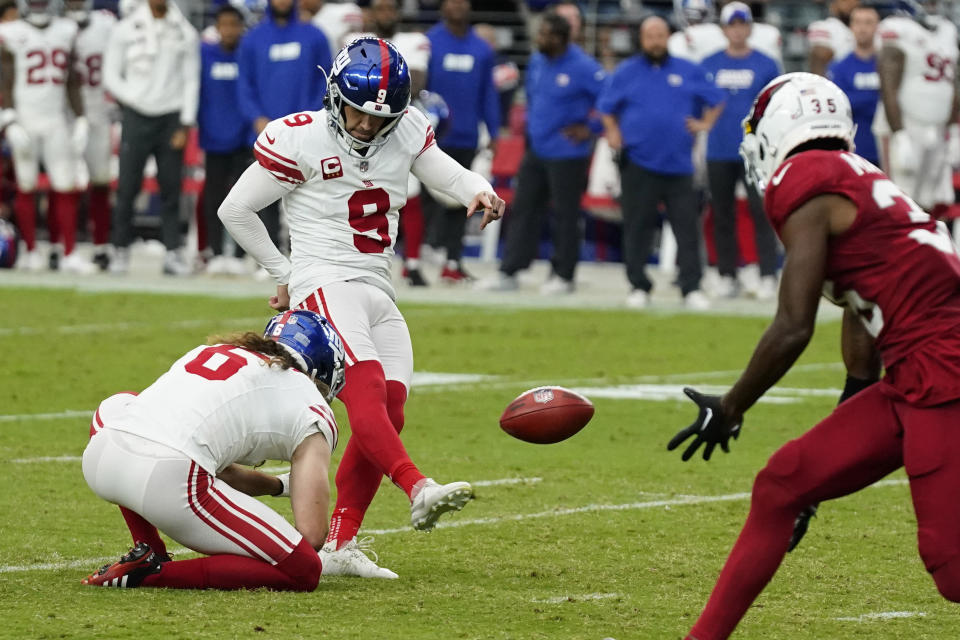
[273,472,290,497]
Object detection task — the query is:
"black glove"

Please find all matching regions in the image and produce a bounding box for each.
[667,388,743,461]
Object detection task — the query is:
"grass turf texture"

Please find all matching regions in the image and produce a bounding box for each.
[0,287,951,639]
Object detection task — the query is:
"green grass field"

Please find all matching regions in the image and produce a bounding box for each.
[0,287,951,639]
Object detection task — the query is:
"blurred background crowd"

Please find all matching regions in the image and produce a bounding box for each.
[1,0,958,310]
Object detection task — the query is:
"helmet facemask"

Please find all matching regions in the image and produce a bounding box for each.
[325,81,406,159]
[20,0,53,26]
[64,0,93,24]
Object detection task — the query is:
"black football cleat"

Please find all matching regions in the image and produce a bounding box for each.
[403,266,429,287]
[787,503,819,552]
[92,251,111,272]
[81,542,162,587]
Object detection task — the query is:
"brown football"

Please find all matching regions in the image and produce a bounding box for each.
[499,386,595,444]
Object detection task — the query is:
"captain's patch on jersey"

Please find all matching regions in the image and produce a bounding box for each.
[321,156,343,180]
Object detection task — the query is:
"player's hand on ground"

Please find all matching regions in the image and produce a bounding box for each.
[668,387,743,461]
[270,284,290,311]
[467,191,505,230]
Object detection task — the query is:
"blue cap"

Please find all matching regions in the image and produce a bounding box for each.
[720,1,752,24]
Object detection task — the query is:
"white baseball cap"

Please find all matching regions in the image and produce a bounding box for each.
[720,1,752,24]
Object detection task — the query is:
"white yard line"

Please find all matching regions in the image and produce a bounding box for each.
[0,317,267,337]
[570,384,842,404]
[531,592,621,604]
[10,455,82,464]
[835,611,927,622]
[0,479,909,574]
[0,410,92,423]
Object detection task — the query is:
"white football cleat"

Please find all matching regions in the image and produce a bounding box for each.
[62,252,97,275]
[684,289,710,311]
[625,289,649,310]
[410,478,473,531]
[318,537,398,579]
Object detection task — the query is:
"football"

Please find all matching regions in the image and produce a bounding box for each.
[499,386,595,444]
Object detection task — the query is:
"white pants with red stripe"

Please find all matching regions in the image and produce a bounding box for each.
[82,428,302,565]
[294,281,413,390]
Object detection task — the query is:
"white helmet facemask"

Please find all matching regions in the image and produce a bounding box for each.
[740,72,856,194]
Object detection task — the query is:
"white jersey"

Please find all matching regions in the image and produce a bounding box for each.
[105,344,338,475]
[73,10,116,125]
[249,106,489,301]
[807,16,854,62]
[347,30,431,72]
[750,22,783,66]
[254,107,436,301]
[313,2,364,57]
[668,23,726,63]
[879,15,958,126]
[0,17,78,123]
[669,21,782,66]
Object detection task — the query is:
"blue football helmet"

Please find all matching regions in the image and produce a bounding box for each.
[264,310,346,402]
[412,90,451,143]
[674,0,715,27]
[324,37,411,157]
[0,219,18,269]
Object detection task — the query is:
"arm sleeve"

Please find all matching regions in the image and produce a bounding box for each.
[218,162,294,284]
[412,142,494,207]
[103,25,134,106]
[179,35,201,127]
[481,50,501,138]
[236,38,264,123]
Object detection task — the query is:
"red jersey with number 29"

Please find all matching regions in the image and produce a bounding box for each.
[765,150,960,406]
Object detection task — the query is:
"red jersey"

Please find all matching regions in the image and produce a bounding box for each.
[764,149,960,406]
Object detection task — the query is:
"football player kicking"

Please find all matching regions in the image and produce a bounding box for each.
[668,72,960,639]
[0,0,93,272]
[82,310,345,590]
[219,37,505,579]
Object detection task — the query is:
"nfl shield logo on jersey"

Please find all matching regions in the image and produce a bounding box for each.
[532,388,555,404]
[321,157,343,180]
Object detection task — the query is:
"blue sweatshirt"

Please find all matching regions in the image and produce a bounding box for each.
[829,52,881,165]
[426,23,500,150]
[702,49,780,162]
[236,0,331,139]
[597,54,723,175]
[526,44,605,159]
[198,41,250,152]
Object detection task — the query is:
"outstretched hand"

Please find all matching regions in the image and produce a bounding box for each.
[667,387,743,461]
[466,191,506,230]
